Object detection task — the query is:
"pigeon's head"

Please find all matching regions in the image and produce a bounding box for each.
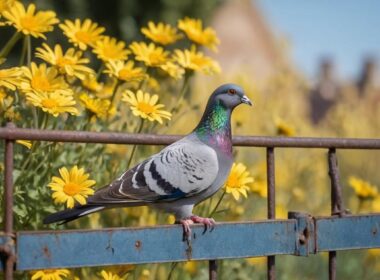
[211,83,252,109]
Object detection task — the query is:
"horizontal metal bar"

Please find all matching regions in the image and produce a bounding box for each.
[1,214,380,271]
[316,214,380,251]
[15,220,296,270]
[1,127,380,149]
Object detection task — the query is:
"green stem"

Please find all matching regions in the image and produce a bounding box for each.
[171,71,191,114]
[96,63,105,79]
[0,32,22,59]
[19,36,28,65]
[26,35,31,67]
[208,190,226,218]
[126,119,145,169]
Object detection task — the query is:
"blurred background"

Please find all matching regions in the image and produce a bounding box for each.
[2,0,380,279]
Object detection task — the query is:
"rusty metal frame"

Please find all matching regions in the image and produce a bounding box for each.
[1,124,380,280]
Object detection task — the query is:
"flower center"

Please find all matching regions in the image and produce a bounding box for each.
[31,75,52,91]
[102,46,120,60]
[75,31,93,44]
[137,102,154,114]
[148,52,164,65]
[20,15,38,31]
[41,98,58,109]
[63,182,81,196]
[57,57,75,67]
[226,174,239,188]
[118,68,132,79]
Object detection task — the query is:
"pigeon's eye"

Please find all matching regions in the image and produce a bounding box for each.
[228,88,237,95]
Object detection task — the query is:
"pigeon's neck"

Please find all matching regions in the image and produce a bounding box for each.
[195,101,232,155]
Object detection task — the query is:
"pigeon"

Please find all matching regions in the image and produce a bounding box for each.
[44,83,252,236]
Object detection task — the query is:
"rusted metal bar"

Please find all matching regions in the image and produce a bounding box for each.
[327,148,345,280]
[209,260,217,280]
[267,147,276,280]
[3,122,15,280]
[1,127,380,149]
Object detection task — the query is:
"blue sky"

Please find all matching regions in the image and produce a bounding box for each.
[257,0,380,79]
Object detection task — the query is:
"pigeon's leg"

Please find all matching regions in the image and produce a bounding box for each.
[178,218,194,240]
[190,215,216,232]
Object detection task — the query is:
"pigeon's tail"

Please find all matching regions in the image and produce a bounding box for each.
[43,204,105,224]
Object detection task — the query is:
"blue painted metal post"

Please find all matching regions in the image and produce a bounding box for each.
[267,147,276,280]
[209,260,217,280]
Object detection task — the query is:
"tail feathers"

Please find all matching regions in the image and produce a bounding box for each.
[43,204,105,224]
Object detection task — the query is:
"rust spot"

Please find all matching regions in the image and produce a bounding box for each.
[135,240,142,250]
[43,246,51,260]
[372,227,378,235]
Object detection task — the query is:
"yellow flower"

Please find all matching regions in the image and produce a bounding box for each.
[101,270,121,280]
[3,2,58,39]
[178,17,220,52]
[122,90,171,124]
[48,166,96,209]
[0,0,16,15]
[31,269,70,280]
[20,62,72,96]
[173,48,221,75]
[139,269,150,280]
[104,60,146,82]
[79,93,115,119]
[16,140,32,149]
[141,21,182,45]
[349,176,378,199]
[0,67,22,90]
[82,74,103,92]
[160,61,185,80]
[59,18,105,50]
[275,117,296,136]
[129,42,169,67]
[35,43,94,80]
[93,36,130,62]
[225,162,254,200]
[250,179,267,198]
[183,261,198,276]
[246,257,266,267]
[26,91,79,117]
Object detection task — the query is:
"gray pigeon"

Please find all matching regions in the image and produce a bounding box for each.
[44,83,252,235]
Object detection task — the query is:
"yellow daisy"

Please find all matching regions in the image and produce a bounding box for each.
[225,162,254,200]
[129,42,169,67]
[82,74,103,92]
[48,166,96,209]
[26,91,79,117]
[104,60,146,82]
[93,36,130,62]
[20,62,72,96]
[178,17,220,52]
[101,270,121,280]
[16,140,32,149]
[0,67,23,90]
[141,21,182,45]
[35,43,94,80]
[349,176,378,199]
[2,2,59,39]
[0,0,16,14]
[122,90,171,124]
[59,18,105,50]
[160,61,185,80]
[79,93,115,119]
[173,48,221,75]
[275,117,296,136]
[31,269,70,280]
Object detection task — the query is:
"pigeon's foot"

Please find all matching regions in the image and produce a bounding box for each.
[190,215,216,232]
[179,218,194,238]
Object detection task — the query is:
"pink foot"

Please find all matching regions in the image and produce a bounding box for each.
[178,216,216,241]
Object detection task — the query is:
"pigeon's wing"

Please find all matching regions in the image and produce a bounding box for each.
[87,137,219,205]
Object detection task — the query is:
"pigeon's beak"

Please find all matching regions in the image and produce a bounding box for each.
[241,95,252,106]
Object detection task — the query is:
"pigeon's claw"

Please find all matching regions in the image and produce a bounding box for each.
[179,218,194,241]
[190,215,216,232]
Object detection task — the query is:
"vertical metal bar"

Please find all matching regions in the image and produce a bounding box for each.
[4,122,15,279]
[266,147,276,280]
[327,148,344,280]
[209,260,217,280]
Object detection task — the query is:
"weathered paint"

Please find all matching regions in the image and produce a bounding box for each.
[15,221,296,270]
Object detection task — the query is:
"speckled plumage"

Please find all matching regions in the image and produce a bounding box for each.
[44,83,252,225]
